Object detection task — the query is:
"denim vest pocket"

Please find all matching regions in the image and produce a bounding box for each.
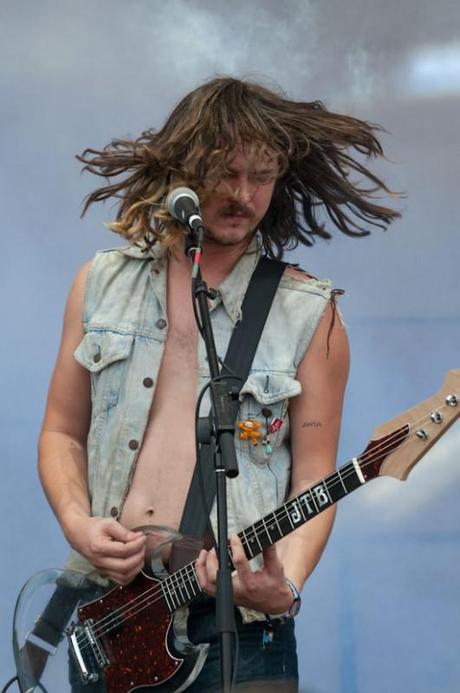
[237,372,301,466]
[74,331,134,415]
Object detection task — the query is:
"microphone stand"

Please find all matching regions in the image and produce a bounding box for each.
[186,226,238,693]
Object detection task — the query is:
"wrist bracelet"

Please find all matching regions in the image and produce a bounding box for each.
[285,577,301,618]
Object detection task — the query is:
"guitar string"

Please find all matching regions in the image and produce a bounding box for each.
[75,397,458,647]
[78,399,458,646]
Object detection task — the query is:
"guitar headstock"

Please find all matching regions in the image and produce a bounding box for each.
[358,369,460,482]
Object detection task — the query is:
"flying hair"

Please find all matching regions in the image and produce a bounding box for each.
[77,76,401,258]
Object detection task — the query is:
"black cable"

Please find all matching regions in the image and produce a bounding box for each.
[191,276,205,337]
[1,676,18,693]
[1,675,47,693]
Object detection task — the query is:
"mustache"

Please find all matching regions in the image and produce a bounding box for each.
[219,202,253,217]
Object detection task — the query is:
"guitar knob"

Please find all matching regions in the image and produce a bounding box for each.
[416,429,428,440]
[430,411,443,423]
[446,394,458,407]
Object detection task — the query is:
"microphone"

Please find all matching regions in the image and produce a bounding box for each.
[166,187,205,234]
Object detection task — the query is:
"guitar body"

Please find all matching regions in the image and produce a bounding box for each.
[13,569,209,693]
[78,572,207,692]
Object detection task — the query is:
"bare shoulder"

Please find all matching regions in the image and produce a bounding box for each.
[65,259,93,324]
[298,299,349,386]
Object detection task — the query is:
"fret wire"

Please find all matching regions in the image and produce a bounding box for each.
[183,564,194,592]
[336,466,348,493]
[188,563,200,597]
[174,569,184,602]
[177,568,188,604]
[300,493,313,521]
[260,516,271,544]
[265,513,280,541]
[171,571,182,605]
[253,527,263,552]
[188,564,199,593]
[323,480,333,504]
[189,564,199,595]
[309,488,319,512]
[327,466,349,491]
[274,503,291,533]
[243,529,257,556]
[183,564,197,598]
[240,528,253,559]
[161,580,174,612]
[168,576,179,609]
[286,503,295,529]
[298,489,312,516]
[273,509,283,538]
[182,572,191,601]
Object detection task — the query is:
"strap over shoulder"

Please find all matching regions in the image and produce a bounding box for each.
[170,256,286,570]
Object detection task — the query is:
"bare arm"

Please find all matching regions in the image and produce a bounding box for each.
[276,299,349,590]
[38,262,145,584]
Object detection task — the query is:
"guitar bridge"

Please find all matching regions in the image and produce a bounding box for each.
[67,618,109,684]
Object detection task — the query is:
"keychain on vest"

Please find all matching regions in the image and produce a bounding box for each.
[262,408,284,455]
[239,407,284,456]
[261,408,273,455]
[262,621,275,648]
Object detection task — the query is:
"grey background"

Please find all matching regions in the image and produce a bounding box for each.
[1,1,459,691]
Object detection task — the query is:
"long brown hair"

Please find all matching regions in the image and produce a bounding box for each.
[77,77,401,257]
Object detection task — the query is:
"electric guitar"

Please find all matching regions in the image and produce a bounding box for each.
[13,370,459,692]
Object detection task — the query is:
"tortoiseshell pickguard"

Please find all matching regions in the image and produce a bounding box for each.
[78,572,184,691]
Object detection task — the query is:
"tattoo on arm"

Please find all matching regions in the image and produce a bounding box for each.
[301,421,322,428]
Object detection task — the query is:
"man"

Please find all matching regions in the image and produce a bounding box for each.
[38,78,400,691]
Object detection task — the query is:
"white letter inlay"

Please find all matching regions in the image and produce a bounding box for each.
[313,484,329,507]
[299,492,314,515]
[290,502,302,523]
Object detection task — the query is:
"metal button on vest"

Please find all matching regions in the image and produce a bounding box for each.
[93,352,101,363]
[143,377,154,388]
[128,439,139,450]
[110,506,118,517]
[156,318,167,329]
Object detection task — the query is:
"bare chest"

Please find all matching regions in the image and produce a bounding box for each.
[119,267,202,535]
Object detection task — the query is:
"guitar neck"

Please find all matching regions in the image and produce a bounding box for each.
[236,456,371,562]
[235,423,412,563]
[160,369,460,613]
[160,426,409,613]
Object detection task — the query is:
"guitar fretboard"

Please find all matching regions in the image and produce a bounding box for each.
[238,459,364,561]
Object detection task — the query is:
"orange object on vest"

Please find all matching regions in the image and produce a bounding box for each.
[238,418,262,445]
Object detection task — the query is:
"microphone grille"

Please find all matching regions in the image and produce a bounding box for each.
[166,187,200,219]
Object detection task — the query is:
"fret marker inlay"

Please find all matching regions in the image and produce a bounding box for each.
[352,457,366,484]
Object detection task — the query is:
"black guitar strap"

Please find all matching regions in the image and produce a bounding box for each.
[170,256,286,571]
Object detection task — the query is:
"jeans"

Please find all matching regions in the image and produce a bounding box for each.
[186,596,299,692]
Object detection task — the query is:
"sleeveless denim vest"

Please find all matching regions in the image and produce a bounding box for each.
[66,239,334,622]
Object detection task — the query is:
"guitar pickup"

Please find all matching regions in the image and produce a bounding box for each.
[67,618,109,684]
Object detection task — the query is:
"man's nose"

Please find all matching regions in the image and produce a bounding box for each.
[233,174,256,203]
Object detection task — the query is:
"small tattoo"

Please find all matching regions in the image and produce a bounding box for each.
[302,421,322,428]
